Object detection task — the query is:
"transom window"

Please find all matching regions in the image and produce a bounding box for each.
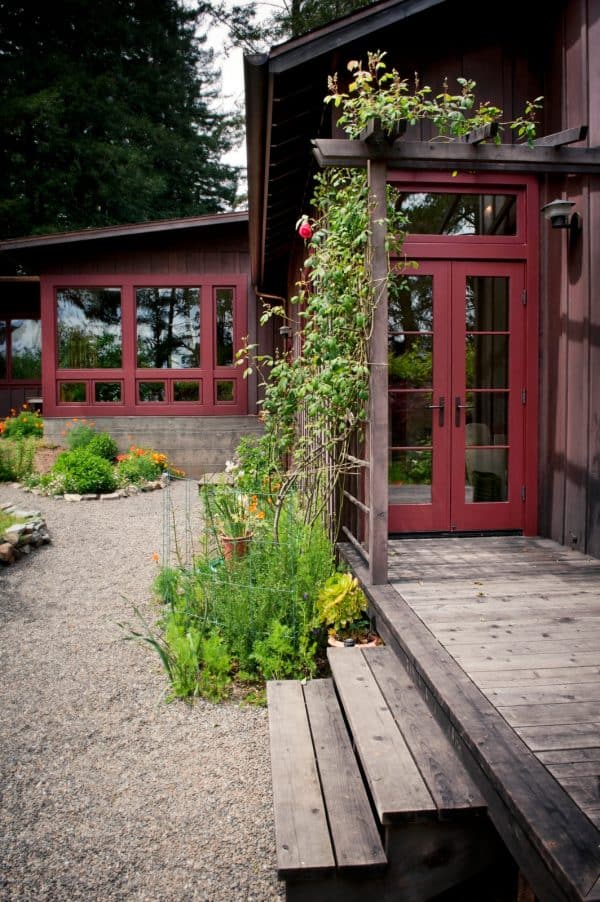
[397,193,517,236]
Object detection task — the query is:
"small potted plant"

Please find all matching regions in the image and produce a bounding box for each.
[201,483,265,560]
[314,572,381,647]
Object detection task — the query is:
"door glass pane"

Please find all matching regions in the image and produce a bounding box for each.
[389,335,433,387]
[466,392,509,444]
[136,288,200,369]
[57,288,122,368]
[466,334,509,388]
[389,450,432,504]
[11,320,42,378]
[465,449,508,503]
[466,277,508,330]
[390,392,433,446]
[389,274,433,331]
[216,288,234,366]
[397,193,517,235]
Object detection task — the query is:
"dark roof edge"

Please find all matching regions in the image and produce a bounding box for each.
[0,210,249,252]
[269,0,448,73]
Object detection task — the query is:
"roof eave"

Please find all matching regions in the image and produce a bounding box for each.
[0,211,248,253]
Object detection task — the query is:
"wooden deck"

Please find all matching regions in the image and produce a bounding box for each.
[341,535,600,902]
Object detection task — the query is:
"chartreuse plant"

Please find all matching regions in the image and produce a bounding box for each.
[314,572,368,636]
[238,52,542,536]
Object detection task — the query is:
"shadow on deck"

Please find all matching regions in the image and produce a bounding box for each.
[340,535,600,902]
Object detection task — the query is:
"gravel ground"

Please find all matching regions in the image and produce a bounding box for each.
[0,480,284,902]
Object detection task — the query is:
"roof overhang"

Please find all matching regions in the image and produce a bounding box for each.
[0,211,248,253]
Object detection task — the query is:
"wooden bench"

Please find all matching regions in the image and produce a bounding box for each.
[268,646,505,901]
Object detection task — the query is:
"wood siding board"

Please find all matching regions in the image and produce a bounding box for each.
[587,3,600,556]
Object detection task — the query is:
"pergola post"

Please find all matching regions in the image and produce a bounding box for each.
[367,158,389,584]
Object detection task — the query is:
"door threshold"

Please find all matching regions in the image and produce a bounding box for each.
[389,529,523,540]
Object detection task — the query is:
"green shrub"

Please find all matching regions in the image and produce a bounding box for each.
[1,407,44,439]
[0,437,38,482]
[116,453,162,485]
[63,418,96,450]
[86,431,118,461]
[52,448,117,494]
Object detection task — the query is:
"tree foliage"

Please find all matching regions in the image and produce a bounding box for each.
[201,0,377,53]
[0,0,241,238]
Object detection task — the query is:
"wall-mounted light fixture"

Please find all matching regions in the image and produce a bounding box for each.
[279,325,292,337]
[541,199,581,238]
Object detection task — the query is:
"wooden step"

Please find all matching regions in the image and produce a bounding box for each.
[267,678,386,882]
[328,645,486,824]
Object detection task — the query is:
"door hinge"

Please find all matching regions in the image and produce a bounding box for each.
[522,289,527,306]
[521,484,526,501]
[521,388,527,405]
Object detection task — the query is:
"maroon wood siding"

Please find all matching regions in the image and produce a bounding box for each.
[537,0,600,557]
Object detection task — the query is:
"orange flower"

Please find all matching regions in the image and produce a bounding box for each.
[151,551,160,562]
[257,510,265,520]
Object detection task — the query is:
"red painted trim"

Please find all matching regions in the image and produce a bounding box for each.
[40,273,248,417]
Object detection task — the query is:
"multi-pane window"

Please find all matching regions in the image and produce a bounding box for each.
[50,280,244,412]
[0,319,42,380]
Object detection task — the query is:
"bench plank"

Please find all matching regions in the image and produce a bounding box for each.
[303,679,387,873]
[267,680,335,879]
[328,647,436,824]
[365,646,486,816]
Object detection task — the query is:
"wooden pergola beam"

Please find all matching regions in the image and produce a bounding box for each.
[312,138,600,173]
[534,125,588,146]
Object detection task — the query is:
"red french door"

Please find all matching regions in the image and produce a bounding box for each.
[388,260,527,533]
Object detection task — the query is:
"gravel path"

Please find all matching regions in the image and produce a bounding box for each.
[0,481,284,902]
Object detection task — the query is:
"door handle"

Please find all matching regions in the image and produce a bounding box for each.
[455,396,473,426]
[428,395,445,427]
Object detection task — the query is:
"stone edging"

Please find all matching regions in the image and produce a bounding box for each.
[15,474,169,501]
[0,503,51,565]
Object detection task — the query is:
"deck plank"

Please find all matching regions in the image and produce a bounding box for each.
[327,646,436,824]
[266,680,335,879]
[364,645,486,815]
[302,679,387,873]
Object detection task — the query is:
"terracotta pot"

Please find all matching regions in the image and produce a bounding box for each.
[220,533,253,561]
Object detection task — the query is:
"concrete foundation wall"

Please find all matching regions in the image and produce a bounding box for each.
[43,416,263,478]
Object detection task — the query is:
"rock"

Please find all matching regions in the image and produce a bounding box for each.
[0,543,15,563]
[99,493,122,501]
[13,510,41,519]
[64,494,82,502]
[0,502,14,512]
[80,494,99,501]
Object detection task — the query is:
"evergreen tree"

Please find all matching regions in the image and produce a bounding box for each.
[202,0,376,52]
[0,0,240,237]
